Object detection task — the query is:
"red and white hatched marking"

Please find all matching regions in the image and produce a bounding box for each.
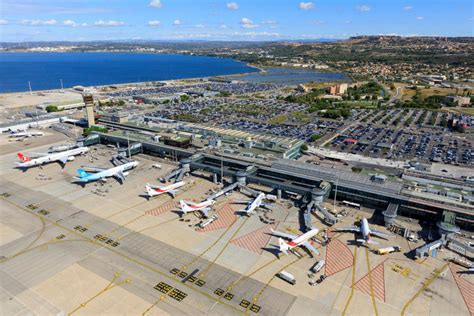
[449,264,474,315]
[354,261,385,302]
[199,201,237,232]
[145,200,178,216]
[230,223,277,254]
[324,239,353,276]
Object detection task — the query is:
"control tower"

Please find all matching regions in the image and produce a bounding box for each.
[82,93,95,127]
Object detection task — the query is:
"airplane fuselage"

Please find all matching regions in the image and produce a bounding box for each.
[77,161,138,183]
[245,193,265,213]
[146,181,185,197]
[16,147,89,168]
[288,228,319,248]
[360,218,370,240]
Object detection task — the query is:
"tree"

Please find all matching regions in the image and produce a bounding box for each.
[180,94,190,102]
[45,105,59,112]
[310,134,321,142]
[300,144,308,152]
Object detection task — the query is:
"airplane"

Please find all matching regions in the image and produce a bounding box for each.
[145,181,186,199]
[334,218,391,245]
[9,131,44,138]
[73,161,138,185]
[179,199,216,217]
[234,192,271,215]
[270,228,320,256]
[15,147,89,169]
[459,267,474,274]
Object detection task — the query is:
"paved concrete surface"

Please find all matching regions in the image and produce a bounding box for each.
[0,139,472,315]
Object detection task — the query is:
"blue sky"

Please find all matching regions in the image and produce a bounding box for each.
[0,0,472,41]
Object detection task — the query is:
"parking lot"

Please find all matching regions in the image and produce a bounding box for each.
[330,123,473,165]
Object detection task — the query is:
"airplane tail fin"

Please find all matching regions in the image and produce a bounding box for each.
[17,152,30,162]
[76,168,90,179]
[145,184,155,196]
[179,200,191,213]
[279,238,289,255]
[168,190,176,198]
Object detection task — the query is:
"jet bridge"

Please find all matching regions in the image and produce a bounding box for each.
[205,183,239,201]
[161,158,191,183]
[303,186,336,231]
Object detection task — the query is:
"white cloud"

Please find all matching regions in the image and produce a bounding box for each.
[403,5,413,11]
[173,19,182,25]
[416,16,424,20]
[240,17,257,29]
[299,2,315,10]
[345,20,352,24]
[261,20,277,25]
[94,20,125,27]
[226,2,239,10]
[149,0,162,8]
[357,5,371,12]
[148,20,161,26]
[233,31,280,38]
[195,24,205,28]
[21,19,57,26]
[220,24,228,29]
[0,19,8,25]
[469,16,474,21]
[312,20,325,25]
[63,19,78,27]
[81,23,89,27]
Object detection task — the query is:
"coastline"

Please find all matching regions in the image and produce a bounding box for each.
[0,52,260,94]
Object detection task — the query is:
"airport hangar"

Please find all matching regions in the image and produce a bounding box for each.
[88,126,473,232]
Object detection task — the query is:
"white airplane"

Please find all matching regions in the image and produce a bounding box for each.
[235,192,270,215]
[74,161,138,185]
[16,147,89,169]
[145,181,185,198]
[9,131,44,138]
[335,218,391,245]
[271,228,320,255]
[179,199,216,217]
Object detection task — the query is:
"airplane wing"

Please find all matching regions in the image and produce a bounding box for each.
[370,229,391,240]
[233,200,250,204]
[270,229,298,241]
[334,225,360,233]
[57,156,69,165]
[113,171,125,183]
[80,166,107,173]
[302,241,319,255]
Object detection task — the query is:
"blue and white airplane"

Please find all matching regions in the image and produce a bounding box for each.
[73,161,138,185]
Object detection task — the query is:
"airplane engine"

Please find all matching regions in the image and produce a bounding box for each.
[67,156,75,161]
[123,171,130,176]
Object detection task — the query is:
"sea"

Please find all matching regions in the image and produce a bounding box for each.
[0,52,258,93]
[0,52,348,93]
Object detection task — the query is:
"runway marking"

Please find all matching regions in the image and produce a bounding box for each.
[449,264,474,315]
[400,262,449,316]
[1,191,247,314]
[0,216,46,263]
[68,272,131,315]
[325,239,353,276]
[198,201,236,232]
[247,255,303,309]
[230,223,277,254]
[342,246,357,316]
[199,216,250,278]
[354,257,385,303]
[145,200,179,216]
